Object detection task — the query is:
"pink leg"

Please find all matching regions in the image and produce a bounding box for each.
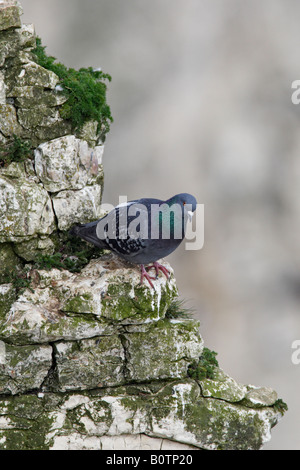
[146,261,170,280]
[140,264,155,288]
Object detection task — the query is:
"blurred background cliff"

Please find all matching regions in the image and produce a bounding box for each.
[21,0,300,449]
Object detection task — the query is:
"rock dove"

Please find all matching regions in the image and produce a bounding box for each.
[70,193,197,287]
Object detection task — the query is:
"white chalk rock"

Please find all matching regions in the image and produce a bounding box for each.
[35,135,104,193]
[0,168,55,242]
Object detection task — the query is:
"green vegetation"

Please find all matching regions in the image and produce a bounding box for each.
[1,233,102,296]
[165,298,195,319]
[272,398,288,414]
[3,268,33,295]
[0,134,32,167]
[188,347,219,381]
[35,232,101,273]
[32,37,113,138]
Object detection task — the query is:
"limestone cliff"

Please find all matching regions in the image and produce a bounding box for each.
[0,1,286,450]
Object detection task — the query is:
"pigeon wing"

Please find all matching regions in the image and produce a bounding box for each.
[96,201,149,256]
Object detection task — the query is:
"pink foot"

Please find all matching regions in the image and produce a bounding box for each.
[140,264,155,288]
[146,262,170,280]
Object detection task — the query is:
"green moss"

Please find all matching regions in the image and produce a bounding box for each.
[181,393,270,450]
[100,278,177,323]
[0,243,23,283]
[63,293,93,313]
[32,37,113,139]
[67,394,113,434]
[0,380,282,450]
[188,347,219,381]
[272,398,288,414]
[0,394,55,450]
[2,269,32,296]
[35,232,101,273]
[102,281,136,319]
[0,284,16,318]
[42,312,107,341]
[101,281,138,320]
[132,281,177,318]
[0,134,32,167]
[34,251,87,272]
[120,381,178,423]
[1,233,101,299]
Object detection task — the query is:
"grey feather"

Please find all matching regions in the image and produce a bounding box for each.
[69,193,197,266]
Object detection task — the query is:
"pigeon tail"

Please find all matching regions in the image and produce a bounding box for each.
[69,221,106,249]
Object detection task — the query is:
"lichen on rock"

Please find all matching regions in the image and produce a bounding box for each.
[0,250,286,450]
[0,377,284,450]
[34,135,104,193]
[0,0,109,261]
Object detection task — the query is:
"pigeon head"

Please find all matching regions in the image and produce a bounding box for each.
[166,193,197,222]
[167,193,197,209]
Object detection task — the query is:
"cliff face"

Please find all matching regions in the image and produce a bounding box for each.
[0,1,286,450]
[0,256,285,450]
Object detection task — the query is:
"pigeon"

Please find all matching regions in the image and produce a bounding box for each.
[69,193,197,287]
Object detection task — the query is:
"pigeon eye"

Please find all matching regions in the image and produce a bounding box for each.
[183,201,186,205]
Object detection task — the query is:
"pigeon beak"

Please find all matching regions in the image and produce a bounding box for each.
[187,211,194,222]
